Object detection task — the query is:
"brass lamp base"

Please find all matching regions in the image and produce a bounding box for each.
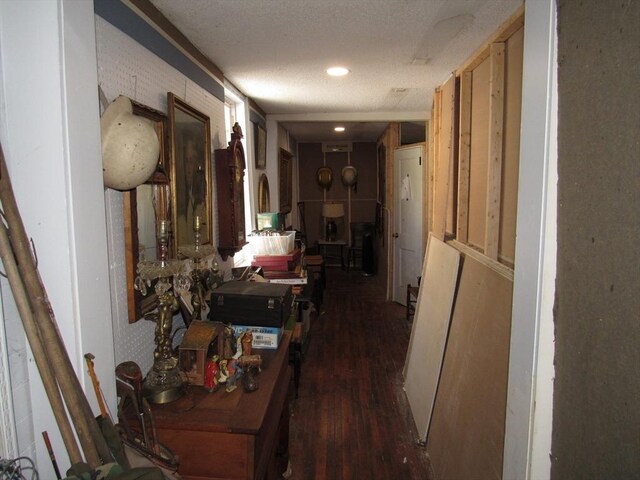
[325,220,337,242]
[143,358,185,404]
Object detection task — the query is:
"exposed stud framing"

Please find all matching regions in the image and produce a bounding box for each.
[484,42,505,260]
[457,70,472,244]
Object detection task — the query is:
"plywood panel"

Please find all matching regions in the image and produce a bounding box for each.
[325,151,348,202]
[350,142,377,200]
[403,235,461,441]
[499,26,523,265]
[350,199,376,223]
[427,254,513,480]
[303,200,324,247]
[297,143,324,201]
[468,57,490,251]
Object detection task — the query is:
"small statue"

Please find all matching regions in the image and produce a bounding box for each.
[224,358,243,393]
[241,330,253,356]
[147,291,179,364]
[217,359,229,385]
[203,355,220,392]
[223,324,236,359]
[243,366,259,392]
[190,269,206,321]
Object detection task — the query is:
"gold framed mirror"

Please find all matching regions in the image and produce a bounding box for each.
[168,93,212,252]
[258,173,270,213]
[278,148,293,214]
[123,101,170,323]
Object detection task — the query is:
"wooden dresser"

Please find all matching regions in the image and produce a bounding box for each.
[151,331,291,480]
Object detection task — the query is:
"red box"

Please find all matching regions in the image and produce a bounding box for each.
[252,249,301,271]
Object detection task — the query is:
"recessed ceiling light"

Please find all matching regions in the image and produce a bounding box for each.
[326,66,350,77]
[334,126,345,132]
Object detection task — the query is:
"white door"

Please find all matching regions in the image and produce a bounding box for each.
[393,145,424,304]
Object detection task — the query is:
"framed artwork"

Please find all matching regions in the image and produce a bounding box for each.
[123,101,170,322]
[258,173,271,213]
[278,148,293,214]
[255,123,267,169]
[168,92,212,251]
[377,143,386,205]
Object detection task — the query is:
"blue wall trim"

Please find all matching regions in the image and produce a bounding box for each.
[94,0,225,102]
[250,109,266,127]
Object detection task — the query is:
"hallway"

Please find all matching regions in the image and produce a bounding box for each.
[288,267,433,479]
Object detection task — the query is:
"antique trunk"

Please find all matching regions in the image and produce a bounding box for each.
[209,281,294,328]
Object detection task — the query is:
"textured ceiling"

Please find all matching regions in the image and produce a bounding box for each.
[149,0,522,141]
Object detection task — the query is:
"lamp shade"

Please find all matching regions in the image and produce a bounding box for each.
[322,202,344,218]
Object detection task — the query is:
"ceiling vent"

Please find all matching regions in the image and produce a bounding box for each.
[322,142,352,153]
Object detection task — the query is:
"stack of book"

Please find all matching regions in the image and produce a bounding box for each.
[251,248,307,285]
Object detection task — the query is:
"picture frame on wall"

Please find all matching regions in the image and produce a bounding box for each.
[255,123,267,169]
[123,101,170,323]
[278,148,293,214]
[168,92,212,250]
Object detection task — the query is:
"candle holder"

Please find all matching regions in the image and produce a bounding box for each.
[137,220,186,404]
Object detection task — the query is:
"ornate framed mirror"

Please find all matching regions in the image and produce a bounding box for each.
[123,101,170,323]
[278,148,293,214]
[168,93,212,252]
[258,173,270,213]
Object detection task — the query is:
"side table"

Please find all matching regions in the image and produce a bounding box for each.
[316,239,346,268]
[150,331,292,480]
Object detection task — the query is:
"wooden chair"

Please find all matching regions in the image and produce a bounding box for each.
[406,283,420,322]
[346,222,365,270]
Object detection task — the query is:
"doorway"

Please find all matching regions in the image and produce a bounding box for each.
[392,144,424,305]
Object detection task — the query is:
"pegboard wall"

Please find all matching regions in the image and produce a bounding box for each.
[95,17,227,370]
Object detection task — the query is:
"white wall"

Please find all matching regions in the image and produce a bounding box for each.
[503,0,557,479]
[0,4,230,475]
[0,1,112,476]
[95,17,227,373]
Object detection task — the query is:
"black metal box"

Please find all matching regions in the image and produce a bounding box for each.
[209,281,294,327]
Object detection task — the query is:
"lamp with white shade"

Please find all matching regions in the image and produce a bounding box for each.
[322,202,345,241]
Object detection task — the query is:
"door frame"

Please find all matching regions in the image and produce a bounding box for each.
[392,143,425,304]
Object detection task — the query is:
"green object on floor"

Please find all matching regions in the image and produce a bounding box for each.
[65,462,164,480]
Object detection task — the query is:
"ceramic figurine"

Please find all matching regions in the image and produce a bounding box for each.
[225,358,242,393]
[203,355,220,392]
[243,366,258,392]
[223,324,236,359]
[241,330,253,356]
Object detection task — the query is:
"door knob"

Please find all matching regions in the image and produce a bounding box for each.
[393,233,399,238]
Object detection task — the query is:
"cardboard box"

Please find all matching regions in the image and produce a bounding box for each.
[231,325,283,350]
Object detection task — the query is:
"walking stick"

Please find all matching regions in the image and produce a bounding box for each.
[85,354,130,470]
[0,215,82,465]
[42,431,63,480]
[0,144,112,467]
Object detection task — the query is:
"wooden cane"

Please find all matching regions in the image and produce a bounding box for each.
[0,217,83,465]
[0,145,111,467]
[42,431,63,480]
[84,353,110,420]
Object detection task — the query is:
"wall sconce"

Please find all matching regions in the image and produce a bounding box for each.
[341,165,358,192]
[322,202,345,241]
[316,166,333,190]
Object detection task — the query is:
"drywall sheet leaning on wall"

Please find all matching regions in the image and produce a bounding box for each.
[426,254,513,480]
[403,235,461,441]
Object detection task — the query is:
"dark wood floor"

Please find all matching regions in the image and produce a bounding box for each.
[288,267,433,479]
